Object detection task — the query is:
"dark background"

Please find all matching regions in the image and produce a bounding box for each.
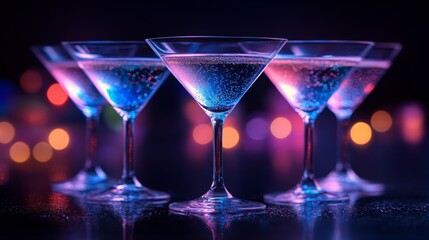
[1,0,428,197]
[0,0,427,104]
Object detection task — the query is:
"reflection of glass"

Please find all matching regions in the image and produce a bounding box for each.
[319,43,402,193]
[75,198,167,240]
[147,36,287,213]
[292,203,349,240]
[110,201,167,240]
[32,45,111,194]
[264,41,374,204]
[173,211,248,240]
[70,197,105,239]
[63,41,170,202]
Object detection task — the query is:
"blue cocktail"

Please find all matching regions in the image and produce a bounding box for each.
[147,36,287,213]
[63,41,170,202]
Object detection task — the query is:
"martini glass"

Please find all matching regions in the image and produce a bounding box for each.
[32,45,112,194]
[319,42,402,193]
[147,36,287,213]
[263,40,374,205]
[63,41,170,202]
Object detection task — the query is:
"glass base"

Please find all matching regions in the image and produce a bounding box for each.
[169,189,266,214]
[52,167,112,194]
[318,169,384,193]
[86,177,170,203]
[264,184,349,205]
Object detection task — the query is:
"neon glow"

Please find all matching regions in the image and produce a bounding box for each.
[350,122,372,145]
[9,142,31,163]
[102,106,122,131]
[246,117,269,140]
[223,127,239,149]
[33,142,53,163]
[20,69,43,93]
[371,110,393,133]
[192,123,212,145]
[48,128,70,150]
[47,83,68,106]
[0,121,15,144]
[400,104,425,144]
[270,117,292,139]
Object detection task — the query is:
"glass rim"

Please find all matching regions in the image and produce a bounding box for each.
[30,44,64,55]
[61,40,149,46]
[146,35,288,42]
[286,40,375,45]
[30,44,72,64]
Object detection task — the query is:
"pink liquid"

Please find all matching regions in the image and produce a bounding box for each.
[48,61,106,117]
[162,54,270,113]
[265,57,358,117]
[327,60,391,119]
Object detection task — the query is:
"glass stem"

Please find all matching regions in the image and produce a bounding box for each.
[84,115,99,172]
[210,117,226,192]
[211,226,224,240]
[335,119,350,174]
[300,118,317,188]
[122,118,136,184]
[122,220,134,240]
[303,218,315,240]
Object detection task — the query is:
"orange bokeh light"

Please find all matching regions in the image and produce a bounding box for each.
[223,127,239,149]
[0,121,15,144]
[193,123,213,145]
[20,69,43,93]
[371,110,393,133]
[9,141,31,163]
[350,122,372,145]
[48,128,70,150]
[33,142,53,163]
[47,83,68,106]
[270,117,292,139]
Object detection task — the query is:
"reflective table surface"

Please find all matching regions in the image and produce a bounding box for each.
[2,178,429,240]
